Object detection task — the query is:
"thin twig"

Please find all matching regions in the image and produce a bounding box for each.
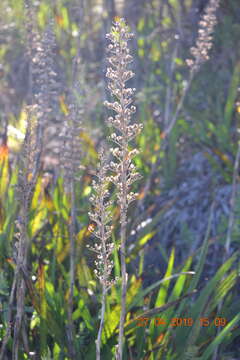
[161,70,194,140]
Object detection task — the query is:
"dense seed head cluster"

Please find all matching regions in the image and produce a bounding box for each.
[87,150,117,288]
[104,18,143,211]
[59,86,83,185]
[58,56,87,188]
[23,7,63,174]
[186,0,220,73]
[24,2,59,120]
[59,116,82,183]
[17,105,39,213]
[33,21,59,121]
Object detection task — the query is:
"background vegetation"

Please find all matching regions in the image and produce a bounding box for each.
[0,0,240,359]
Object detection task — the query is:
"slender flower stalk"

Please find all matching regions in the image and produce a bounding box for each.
[104,18,143,360]
[13,104,39,360]
[59,57,84,359]
[162,0,220,139]
[88,149,116,360]
[0,7,59,357]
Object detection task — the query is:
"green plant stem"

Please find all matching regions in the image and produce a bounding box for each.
[96,285,106,360]
[117,207,127,360]
[117,120,128,360]
[13,279,26,359]
[0,271,18,360]
[67,179,77,360]
[13,206,29,360]
[162,70,194,140]
[96,175,109,360]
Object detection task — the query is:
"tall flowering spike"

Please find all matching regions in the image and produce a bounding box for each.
[104,18,142,360]
[186,0,220,73]
[58,57,84,359]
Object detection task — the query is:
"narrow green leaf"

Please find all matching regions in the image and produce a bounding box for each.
[224,61,240,129]
[200,313,240,360]
[155,248,175,308]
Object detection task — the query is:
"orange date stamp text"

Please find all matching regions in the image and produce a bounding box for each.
[136,317,227,327]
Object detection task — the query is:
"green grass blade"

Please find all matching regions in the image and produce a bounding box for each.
[200,312,240,360]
